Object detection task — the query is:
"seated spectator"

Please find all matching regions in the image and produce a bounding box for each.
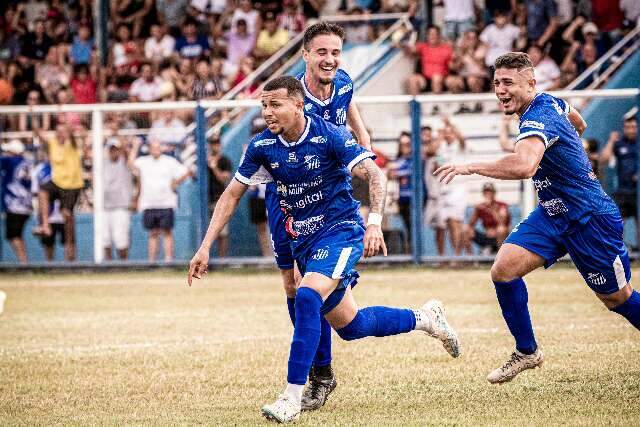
[111,24,142,73]
[129,62,165,102]
[190,58,224,100]
[20,18,53,62]
[254,12,290,60]
[229,55,258,96]
[560,40,600,86]
[222,18,256,67]
[600,116,639,247]
[446,30,488,101]
[463,183,510,255]
[528,44,561,91]
[70,64,97,104]
[277,0,306,37]
[156,0,190,37]
[404,25,454,95]
[36,45,70,104]
[173,57,197,98]
[480,10,522,68]
[174,18,210,59]
[69,23,93,65]
[144,24,175,64]
[442,0,475,41]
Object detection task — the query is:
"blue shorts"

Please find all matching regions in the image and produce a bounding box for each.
[505,207,631,295]
[297,221,364,315]
[266,183,294,270]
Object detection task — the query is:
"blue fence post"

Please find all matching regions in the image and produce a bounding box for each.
[410,99,423,264]
[195,104,209,248]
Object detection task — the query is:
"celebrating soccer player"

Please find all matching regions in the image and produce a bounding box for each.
[434,52,640,384]
[188,76,460,423]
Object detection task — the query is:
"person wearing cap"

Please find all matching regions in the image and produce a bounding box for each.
[463,182,511,255]
[207,136,232,257]
[0,139,32,264]
[104,137,134,260]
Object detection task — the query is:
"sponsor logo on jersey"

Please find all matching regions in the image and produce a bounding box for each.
[522,120,545,130]
[294,190,323,209]
[336,107,347,125]
[277,182,288,197]
[533,177,552,191]
[312,247,330,260]
[287,152,298,163]
[310,136,326,144]
[254,138,276,147]
[305,103,313,111]
[548,136,559,147]
[540,198,569,216]
[270,162,279,169]
[337,83,352,96]
[344,138,358,147]
[587,272,607,286]
[552,99,564,115]
[323,110,330,120]
[287,177,323,195]
[304,155,320,170]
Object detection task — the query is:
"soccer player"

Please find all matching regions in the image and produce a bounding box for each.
[188,76,460,423]
[434,52,640,384]
[265,22,370,411]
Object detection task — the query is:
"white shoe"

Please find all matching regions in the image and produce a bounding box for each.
[0,291,6,315]
[487,349,544,384]
[261,394,301,423]
[415,300,461,358]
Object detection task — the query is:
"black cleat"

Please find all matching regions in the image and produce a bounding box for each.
[300,366,337,411]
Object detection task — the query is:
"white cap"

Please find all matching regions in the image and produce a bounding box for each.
[582,22,598,36]
[2,139,25,154]
[106,137,121,149]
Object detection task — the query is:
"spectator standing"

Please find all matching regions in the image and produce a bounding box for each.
[156,0,190,36]
[144,24,176,64]
[388,131,414,254]
[591,0,624,44]
[104,138,134,260]
[600,116,639,248]
[423,126,447,258]
[254,12,290,60]
[129,62,164,102]
[69,23,94,65]
[528,44,561,91]
[525,0,558,48]
[129,139,191,262]
[190,59,223,100]
[148,110,188,146]
[70,64,97,104]
[111,24,141,70]
[277,0,306,37]
[231,0,262,35]
[480,11,522,68]
[405,25,454,95]
[442,0,476,41]
[0,140,32,264]
[463,183,510,255]
[19,90,51,132]
[222,19,256,67]
[207,136,232,257]
[36,45,70,104]
[20,18,53,62]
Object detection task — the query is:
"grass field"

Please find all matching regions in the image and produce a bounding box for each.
[1,266,639,426]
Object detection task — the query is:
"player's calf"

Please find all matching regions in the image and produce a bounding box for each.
[608,287,640,330]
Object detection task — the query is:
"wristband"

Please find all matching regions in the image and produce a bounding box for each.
[367,212,382,227]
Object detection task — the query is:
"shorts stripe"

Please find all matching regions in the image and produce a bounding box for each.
[613,255,627,290]
[331,247,353,279]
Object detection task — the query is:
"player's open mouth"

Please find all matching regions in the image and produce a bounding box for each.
[320,65,335,72]
[499,97,512,106]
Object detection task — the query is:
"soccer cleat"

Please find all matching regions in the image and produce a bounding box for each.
[487,349,544,384]
[0,290,5,315]
[415,300,461,358]
[300,366,337,411]
[261,394,301,423]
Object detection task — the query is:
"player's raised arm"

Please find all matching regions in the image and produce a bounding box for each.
[351,158,388,257]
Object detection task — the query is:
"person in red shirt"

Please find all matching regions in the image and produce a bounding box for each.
[70,64,97,104]
[464,182,511,254]
[404,25,454,94]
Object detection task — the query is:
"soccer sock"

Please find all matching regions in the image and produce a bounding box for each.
[493,278,537,355]
[335,306,416,341]
[287,287,323,387]
[610,289,640,330]
[313,318,333,368]
[286,297,296,325]
[284,383,304,403]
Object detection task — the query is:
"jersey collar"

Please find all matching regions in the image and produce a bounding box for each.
[519,92,542,121]
[278,116,311,147]
[300,74,335,107]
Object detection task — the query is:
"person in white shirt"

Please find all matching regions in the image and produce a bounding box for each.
[128,139,192,262]
[148,111,188,147]
[144,24,176,63]
[129,63,165,102]
[104,138,134,260]
[443,0,475,41]
[479,11,522,67]
[528,44,561,91]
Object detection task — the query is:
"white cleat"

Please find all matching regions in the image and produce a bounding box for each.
[261,394,301,423]
[415,300,461,358]
[0,291,6,315]
[487,349,544,384]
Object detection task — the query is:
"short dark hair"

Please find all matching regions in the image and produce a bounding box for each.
[263,76,304,99]
[624,116,637,124]
[421,125,432,132]
[494,52,534,71]
[303,22,345,50]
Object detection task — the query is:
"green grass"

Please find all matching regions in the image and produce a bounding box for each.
[0,266,638,425]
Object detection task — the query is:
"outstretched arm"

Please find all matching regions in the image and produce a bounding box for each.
[188,179,248,285]
[351,158,388,257]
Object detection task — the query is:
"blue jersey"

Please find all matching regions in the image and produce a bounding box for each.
[0,155,32,215]
[297,69,353,126]
[236,114,374,256]
[516,92,618,233]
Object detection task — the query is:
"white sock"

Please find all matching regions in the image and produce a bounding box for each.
[284,383,304,405]
[413,308,433,334]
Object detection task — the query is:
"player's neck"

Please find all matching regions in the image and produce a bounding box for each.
[281,115,307,143]
[517,94,536,116]
[304,73,333,101]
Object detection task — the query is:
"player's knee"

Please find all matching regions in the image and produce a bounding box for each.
[490,261,517,283]
[295,287,323,315]
[600,285,633,310]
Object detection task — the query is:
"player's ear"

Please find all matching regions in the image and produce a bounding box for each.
[302,47,309,63]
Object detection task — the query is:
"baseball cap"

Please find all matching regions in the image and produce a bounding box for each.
[482,182,496,192]
[2,139,25,154]
[106,138,121,149]
[582,22,598,36]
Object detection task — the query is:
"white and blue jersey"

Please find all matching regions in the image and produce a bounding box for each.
[265,69,355,269]
[0,156,32,215]
[237,113,373,258]
[506,92,630,295]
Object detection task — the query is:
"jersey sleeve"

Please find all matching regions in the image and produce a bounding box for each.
[329,124,375,171]
[234,138,267,185]
[516,98,566,149]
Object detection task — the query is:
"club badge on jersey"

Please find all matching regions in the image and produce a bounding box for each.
[299,69,353,127]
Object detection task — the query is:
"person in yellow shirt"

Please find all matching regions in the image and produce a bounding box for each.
[254,13,290,60]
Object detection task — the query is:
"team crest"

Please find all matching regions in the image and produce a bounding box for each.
[587,272,607,286]
[287,152,298,163]
[336,107,347,125]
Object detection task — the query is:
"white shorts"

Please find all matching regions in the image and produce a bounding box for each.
[104,208,131,250]
[442,187,467,222]
[424,198,446,229]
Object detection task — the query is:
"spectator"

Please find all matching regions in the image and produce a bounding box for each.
[129,138,192,262]
[36,45,70,104]
[591,0,624,45]
[190,58,224,100]
[35,123,83,261]
[583,138,600,178]
[423,126,447,258]
[277,0,306,37]
[248,183,271,256]
[388,131,413,254]
[20,18,53,62]
[0,26,21,62]
[0,139,32,264]
[600,116,639,248]
[111,0,155,39]
[69,23,93,65]
[230,0,262,35]
[620,0,640,25]
[525,0,558,48]
[483,0,516,24]
[560,40,600,86]
[129,62,165,102]
[446,30,488,102]
[144,24,176,64]
[207,136,232,257]
[222,19,256,67]
[156,0,190,36]
[463,182,510,255]
[405,25,454,95]
[148,110,188,146]
[480,10,522,68]
[18,1,49,26]
[302,0,325,19]
[343,8,374,44]
[229,55,258,95]
[31,157,64,261]
[111,23,141,70]
[174,57,197,97]
[103,138,133,260]
[442,0,476,41]
[528,44,561,91]
[174,18,210,59]
[70,64,97,104]
[19,89,51,132]
[254,12,290,60]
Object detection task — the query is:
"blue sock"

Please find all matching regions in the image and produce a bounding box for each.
[611,290,640,330]
[336,306,416,341]
[288,297,332,367]
[286,297,296,325]
[493,278,537,355]
[287,287,323,385]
